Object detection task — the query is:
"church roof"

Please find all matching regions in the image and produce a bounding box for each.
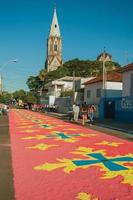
[97,52,112,60]
[49,7,60,37]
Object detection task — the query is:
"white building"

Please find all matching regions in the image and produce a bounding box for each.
[84,71,122,112]
[41,76,94,107]
[121,63,133,97]
[44,76,78,98]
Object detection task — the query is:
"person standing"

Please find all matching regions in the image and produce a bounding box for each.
[74,104,80,122]
[72,103,76,120]
[88,105,96,125]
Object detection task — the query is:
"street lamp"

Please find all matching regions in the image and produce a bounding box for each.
[0,59,18,93]
[0,59,18,71]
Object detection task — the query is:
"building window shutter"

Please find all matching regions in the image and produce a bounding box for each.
[87,90,91,98]
[50,44,53,51]
[54,44,57,51]
[96,88,101,98]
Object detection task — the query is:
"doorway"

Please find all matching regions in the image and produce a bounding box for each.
[104,100,115,119]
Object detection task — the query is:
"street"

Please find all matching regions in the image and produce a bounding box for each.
[5,109,132,200]
[0,115,14,200]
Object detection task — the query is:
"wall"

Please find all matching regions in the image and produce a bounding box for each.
[99,96,133,122]
[63,81,73,90]
[84,82,103,105]
[122,70,133,97]
[84,81,122,118]
[106,82,122,91]
[55,96,73,113]
[84,81,122,104]
[40,96,55,106]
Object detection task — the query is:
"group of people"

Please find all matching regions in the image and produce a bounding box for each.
[72,102,96,125]
[0,104,9,115]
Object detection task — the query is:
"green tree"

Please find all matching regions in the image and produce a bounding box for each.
[39,69,47,81]
[0,91,12,104]
[27,59,121,91]
[60,90,74,97]
[13,90,26,102]
[25,92,37,104]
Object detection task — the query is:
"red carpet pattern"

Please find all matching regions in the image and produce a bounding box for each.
[9,109,133,200]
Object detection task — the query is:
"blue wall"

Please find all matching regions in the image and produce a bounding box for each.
[99,96,133,122]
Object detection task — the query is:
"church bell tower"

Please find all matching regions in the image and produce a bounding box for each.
[45,7,63,72]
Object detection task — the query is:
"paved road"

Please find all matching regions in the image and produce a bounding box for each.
[8,109,133,200]
[0,115,15,200]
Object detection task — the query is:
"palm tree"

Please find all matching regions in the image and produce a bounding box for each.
[39,69,47,81]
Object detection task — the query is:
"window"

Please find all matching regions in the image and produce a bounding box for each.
[87,90,91,98]
[130,73,133,96]
[96,88,101,98]
[54,44,57,51]
[55,24,57,28]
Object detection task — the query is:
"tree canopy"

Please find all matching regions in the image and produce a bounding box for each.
[12,89,37,104]
[27,58,121,92]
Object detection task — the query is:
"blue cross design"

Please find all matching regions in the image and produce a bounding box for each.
[45,132,81,140]
[56,132,80,139]
[39,124,54,129]
[72,153,133,171]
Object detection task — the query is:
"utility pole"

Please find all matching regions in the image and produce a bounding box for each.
[102,47,106,98]
[73,71,76,103]
[73,71,75,92]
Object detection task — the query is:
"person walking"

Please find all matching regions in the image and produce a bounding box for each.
[81,102,88,125]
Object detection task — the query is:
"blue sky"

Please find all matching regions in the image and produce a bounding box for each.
[0,0,133,92]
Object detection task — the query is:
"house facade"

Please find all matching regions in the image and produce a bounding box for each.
[99,64,133,122]
[122,63,133,97]
[84,72,122,105]
[84,71,122,117]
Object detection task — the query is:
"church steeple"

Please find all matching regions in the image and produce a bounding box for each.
[49,7,60,37]
[45,6,63,72]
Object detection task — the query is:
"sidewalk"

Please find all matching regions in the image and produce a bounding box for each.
[0,115,15,200]
[45,111,133,138]
[95,118,133,134]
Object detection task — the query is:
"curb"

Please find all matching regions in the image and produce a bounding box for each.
[95,123,133,135]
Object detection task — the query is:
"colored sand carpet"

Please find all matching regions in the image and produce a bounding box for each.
[9,109,133,200]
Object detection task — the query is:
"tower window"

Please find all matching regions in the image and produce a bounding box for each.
[50,44,53,50]
[54,44,57,51]
[55,24,57,28]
